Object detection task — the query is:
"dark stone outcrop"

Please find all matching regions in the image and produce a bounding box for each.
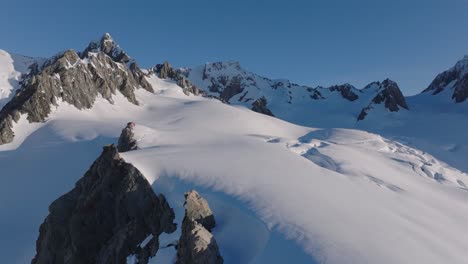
[149,61,202,96]
[117,122,137,152]
[218,75,244,101]
[0,33,153,145]
[183,190,216,231]
[329,84,359,101]
[372,79,408,111]
[358,79,408,121]
[176,190,223,264]
[32,145,176,264]
[423,56,468,102]
[192,62,247,102]
[453,75,468,102]
[251,97,275,116]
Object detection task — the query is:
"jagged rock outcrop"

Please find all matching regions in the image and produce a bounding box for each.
[192,62,248,102]
[358,79,408,121]
[117,122,137,152]
[149,61,202,96]
[0,33,153,145]
[183,190,216,231]
[251,97,275,116]
[176,190,223,264]
[423,55,468,102]
[32,145,176,264]
[329,84,359,101]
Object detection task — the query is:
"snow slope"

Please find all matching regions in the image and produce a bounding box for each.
[0,50,41,108]
[1,74,468,263]
[185,60,468,174]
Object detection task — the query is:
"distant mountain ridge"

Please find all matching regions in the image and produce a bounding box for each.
[0,33,467,173]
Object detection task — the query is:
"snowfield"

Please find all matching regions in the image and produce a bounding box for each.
[1,71,468,263]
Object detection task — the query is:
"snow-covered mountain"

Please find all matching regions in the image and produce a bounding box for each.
[1,33,468,264]
[422,55,468,102]
[182,58,468,173]
[185,61,409,122]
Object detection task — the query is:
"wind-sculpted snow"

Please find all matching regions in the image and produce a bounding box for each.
[2,33,468,263]
[120,95,468,263]
[1,76,468,263]
[0,51,41,108]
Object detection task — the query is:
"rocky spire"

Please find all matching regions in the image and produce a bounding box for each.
[81,33,130,63]
[176,190,223,264]
[423,55,468,103]
[117,122,138,152]
[32,145,176,264]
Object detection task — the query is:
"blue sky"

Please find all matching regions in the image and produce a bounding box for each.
[2,0,468,95]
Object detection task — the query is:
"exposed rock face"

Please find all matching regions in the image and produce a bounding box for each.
[176,190,223,264]
[374,79,408,111]
[251,97,275,116]
[185,61,367,109]
[423,55,468,102]
[149,62,202,96]
[198,62,247,101]
[329,84,359,101]
[358,79,408,121]
[32,145,176,264]
[183,190,216,231]
[117,122,137,152]
[0,33,153,145]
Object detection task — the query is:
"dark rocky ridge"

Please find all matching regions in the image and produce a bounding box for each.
[32,145,176,264]
[329,84,360,101]
[176,190,223,264]
[185,62,410,119]
[148,61,202,96]
[0,33,153,145]
[423,56,468,102]
[358,79,408,121]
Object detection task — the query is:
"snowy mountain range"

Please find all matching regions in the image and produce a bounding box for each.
[1,33,468,264]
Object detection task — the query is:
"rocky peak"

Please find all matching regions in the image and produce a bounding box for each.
[176,190,223,264]
[32,144,176,264]
[358,79,408,121]
[117,122,138,152]
[373,79,408,111]
[423,55,468,103]
[204,61,242,74]
[0,34,153,145]
[81,33,131,63]
[453,55,468,74]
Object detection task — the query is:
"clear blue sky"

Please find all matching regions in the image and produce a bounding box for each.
[2,0,468,95]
